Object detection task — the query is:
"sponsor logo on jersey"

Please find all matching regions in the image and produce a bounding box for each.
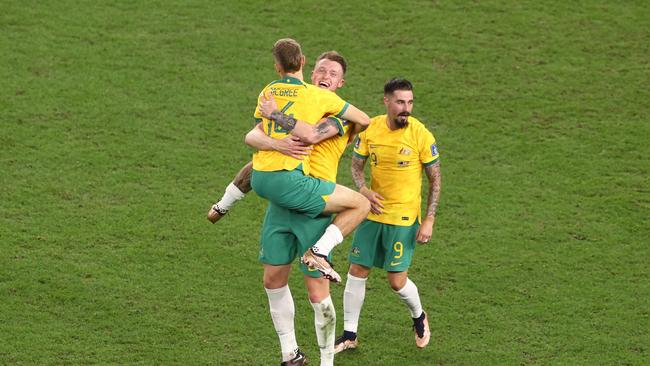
[430,144,438,156]
[351,247,361,257]
[401,216,410,221]
[354,137,360,149]
[390,261,402,266]
[398,161,410,167]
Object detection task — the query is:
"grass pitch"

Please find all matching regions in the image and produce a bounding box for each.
[1,1,648,365]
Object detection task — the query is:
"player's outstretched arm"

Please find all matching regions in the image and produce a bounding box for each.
[339,103,370,131]
[244,123,312,159]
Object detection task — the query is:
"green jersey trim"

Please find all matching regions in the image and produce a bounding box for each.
[423,157,439,167]
[269,76,306,87]
[335,102,350,118]
[353,151,368,159]
[327,117,345,136]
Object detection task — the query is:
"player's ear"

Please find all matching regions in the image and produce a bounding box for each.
[300,55,305,68]
[274,62,282,75]
[338,78,345,88]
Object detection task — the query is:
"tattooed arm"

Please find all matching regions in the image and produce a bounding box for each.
[298,117,342,145]
[258,92,368,144]
[416,161,441,243]
[351,155,384,215]
[262,112,341,145]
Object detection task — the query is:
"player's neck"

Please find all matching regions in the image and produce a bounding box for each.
[280,70,304,81]
[386,118,400,131]
[386,117,409,131]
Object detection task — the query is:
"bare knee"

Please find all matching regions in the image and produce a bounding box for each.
[349,264,371,279]
[356,192,371,215]
[263,264,290,289]
[304,276,330,303]
[388,272,408,291]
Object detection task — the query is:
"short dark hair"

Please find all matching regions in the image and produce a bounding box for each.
[384,78,413,95]
[273,38,303,73]
[316,51,347,75]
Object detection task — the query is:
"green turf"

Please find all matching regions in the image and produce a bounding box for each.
[2,1,648,365]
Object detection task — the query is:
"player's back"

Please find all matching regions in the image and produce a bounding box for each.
[253,76,349,175]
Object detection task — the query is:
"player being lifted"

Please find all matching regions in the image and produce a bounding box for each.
[209,39,369,284]
[335,78,442,353]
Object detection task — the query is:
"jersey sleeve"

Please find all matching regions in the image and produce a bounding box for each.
[353,131,369,159]
[253,90,265,126]
[319,89,349,118]
[418,127,439,166]
[326,116,348,136]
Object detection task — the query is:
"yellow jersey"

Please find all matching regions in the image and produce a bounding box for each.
[252,76,349,175]
[353,115,439,226]
[309,116,352,183]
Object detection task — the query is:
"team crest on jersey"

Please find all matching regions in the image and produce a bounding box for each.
[351,247,361,257]
[399,147,412,155]
[430,144,438,156]
[398,160,410,167]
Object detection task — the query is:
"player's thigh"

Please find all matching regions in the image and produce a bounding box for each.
[322,184,367,214]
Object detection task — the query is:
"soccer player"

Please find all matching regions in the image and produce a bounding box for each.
[335,78,442,353]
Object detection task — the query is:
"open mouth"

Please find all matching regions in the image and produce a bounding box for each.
[318,81,330,88]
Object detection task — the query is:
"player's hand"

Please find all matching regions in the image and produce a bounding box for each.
[258,92,278,119]
[360,186,384,215]
[272,136,312,159]
[416,216,435,244]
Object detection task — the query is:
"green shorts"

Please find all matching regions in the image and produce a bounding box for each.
[251,168,336,218]
[349,219,420,272]
[259,202,333,278]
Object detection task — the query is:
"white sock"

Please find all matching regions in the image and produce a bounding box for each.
[343,274,367,333]
[215,182,245,211]
[265,285,298,362]
[311,225,343,256]
[395,278,423,318]
[311,296,335,366]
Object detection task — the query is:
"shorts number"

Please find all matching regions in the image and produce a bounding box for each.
[393,241,403,259]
